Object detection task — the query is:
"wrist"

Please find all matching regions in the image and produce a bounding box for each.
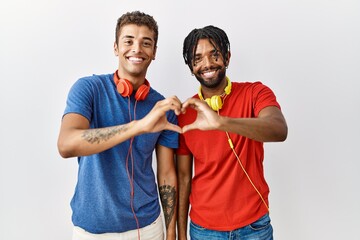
[165,230,176,240]
[217,115,227,131]
[178,233,188,240]
[131,119,144,135]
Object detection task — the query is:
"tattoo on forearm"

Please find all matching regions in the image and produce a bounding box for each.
[159,184,176,230]
[81,125,126,144]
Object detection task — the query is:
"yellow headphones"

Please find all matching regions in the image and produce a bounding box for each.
[198,77,232,111]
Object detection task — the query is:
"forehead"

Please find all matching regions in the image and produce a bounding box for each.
[119,24,155,41]
[195,38,217,54]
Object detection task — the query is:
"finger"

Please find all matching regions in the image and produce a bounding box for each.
[167,102,182,115]
[168,99,183,115]
[166,95,182,105]
[165,123,183,134]
[182,123,196,133]
[169,95,182,103]
[181,98,204,111]
[156,98,181,114]
[181,100,193,112]
[185,97,201,104]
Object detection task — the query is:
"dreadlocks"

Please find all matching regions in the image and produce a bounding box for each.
[183,25,230,71]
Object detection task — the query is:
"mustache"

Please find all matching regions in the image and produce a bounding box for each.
[199,65,223,74]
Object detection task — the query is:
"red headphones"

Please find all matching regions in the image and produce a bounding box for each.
[113,71,150,101]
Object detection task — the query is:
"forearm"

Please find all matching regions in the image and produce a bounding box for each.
[177,175,191,240]
[218,110,287,142]
[158,173,177,239]
[58,120,141,158]
[176,154,192,240]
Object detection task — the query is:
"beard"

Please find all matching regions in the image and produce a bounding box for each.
[194,66,226,89]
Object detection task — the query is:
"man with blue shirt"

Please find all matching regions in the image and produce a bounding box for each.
[57,11,181,240]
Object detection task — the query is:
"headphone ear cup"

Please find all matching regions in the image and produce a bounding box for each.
[135,84,150,101]
[117,79,133,97]
[210,95,223,111]
[205,96,223,111]
[134,80,150,101]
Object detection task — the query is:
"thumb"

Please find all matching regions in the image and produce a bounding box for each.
[182,123,196,133]
[165,123,183,134]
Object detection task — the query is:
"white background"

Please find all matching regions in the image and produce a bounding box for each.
[1,0,359,239]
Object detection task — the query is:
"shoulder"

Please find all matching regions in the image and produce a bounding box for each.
[232,81,266,89]
[70,73,111,88]
[147,87,166,102]
[77,73,112,86]
[69,73,113,94]
[232,81,274,94]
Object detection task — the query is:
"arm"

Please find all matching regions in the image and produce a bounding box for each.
[176,154,193,240]
[181,98,288,142]
[57,96,182,158]
[156,144,177,240]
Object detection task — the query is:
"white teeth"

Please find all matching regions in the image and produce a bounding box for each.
[128,57,143,63]
[203,71,216,77]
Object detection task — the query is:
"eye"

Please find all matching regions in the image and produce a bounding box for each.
[194,56,202,64]
[212,51,219,61]
[143,41,152,47]
[123,39,133,45]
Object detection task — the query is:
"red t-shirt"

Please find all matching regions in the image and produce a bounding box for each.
[177,81,281,231]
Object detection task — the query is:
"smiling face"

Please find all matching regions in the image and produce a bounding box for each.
[192,38,228,92]
[114,24,157,82]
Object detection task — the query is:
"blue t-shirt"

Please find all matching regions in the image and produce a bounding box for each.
[63,73,178,233]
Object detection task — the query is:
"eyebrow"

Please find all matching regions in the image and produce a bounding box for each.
[122,35,134,39]
[122,35,154,42]
[195,48,217,56]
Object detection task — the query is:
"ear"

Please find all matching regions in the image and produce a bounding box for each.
[225,51,231,66]
[152,46,157,60]
[114,42,119,56]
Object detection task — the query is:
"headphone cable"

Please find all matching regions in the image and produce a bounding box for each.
[125,97,141,240]
[216,101,269,212]
[225,131,269,212]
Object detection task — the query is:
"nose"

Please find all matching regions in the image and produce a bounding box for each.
[202,55,214,68]
[132,42,142,53]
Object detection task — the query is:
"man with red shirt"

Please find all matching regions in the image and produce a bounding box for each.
[176,25,288,240]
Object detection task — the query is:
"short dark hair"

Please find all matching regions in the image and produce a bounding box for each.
[183,25,230,71]
[115,11,158,46]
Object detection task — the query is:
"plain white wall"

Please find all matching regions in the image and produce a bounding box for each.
[1,0,359,239]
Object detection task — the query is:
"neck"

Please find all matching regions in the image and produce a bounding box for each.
[200,77,229,99]
[116,70,146,90]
